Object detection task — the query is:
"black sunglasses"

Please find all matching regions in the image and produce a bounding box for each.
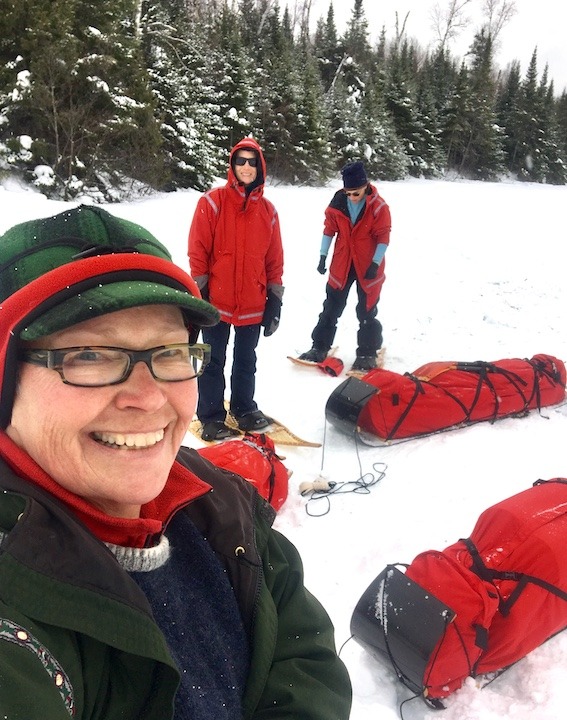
[345,186,367,197]
[234,156,258,167]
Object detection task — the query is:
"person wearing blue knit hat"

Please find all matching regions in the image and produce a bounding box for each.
[299,161,392,371]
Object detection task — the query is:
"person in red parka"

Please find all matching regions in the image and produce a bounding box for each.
[188,138,284,441]
[299,161,391,372]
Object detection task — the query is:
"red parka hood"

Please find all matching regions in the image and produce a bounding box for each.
[227,138,267,197]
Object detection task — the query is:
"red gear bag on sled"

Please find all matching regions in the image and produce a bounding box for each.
[351,480,567,706]
[197,433,289,511]
[327,354,565,443]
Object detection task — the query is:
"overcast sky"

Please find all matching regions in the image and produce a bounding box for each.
[309,0,567,94]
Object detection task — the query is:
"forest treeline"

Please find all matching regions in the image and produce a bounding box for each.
[1,0,566,201]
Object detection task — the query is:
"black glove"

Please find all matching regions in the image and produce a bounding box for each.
[364,261,379,280]
[317,255,326,274]
[194,275,209,301]
[262,291,282,337]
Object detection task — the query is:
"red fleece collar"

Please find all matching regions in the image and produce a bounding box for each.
[0,432,211,547]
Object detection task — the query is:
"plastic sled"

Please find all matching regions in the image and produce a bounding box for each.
[350,565,456,707]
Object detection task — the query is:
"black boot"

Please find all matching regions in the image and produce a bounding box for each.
[351,354,378,372]
[298,346,328,363]
[235,410,272,432]
[201,421,240,442]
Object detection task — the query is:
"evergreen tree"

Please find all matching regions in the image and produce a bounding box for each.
[247,4,332,184]
[413,77,447,178]
[141,0,221,190]
[495,60,523,174]
[442,61,474,172]
[253,8,330,184]
[238,0,263,59]
[325,74,361,169]
[421,47,459,172]
[358,78,409,180]
[514,50,545,180]
[312,4,344,92]
[511,50,566,183]
[384,39,443,178]
[1,0,564,195]
[324,58,408,182]
[1,0,163,200]
[333,0,372,106]
[556,91,567,163]
[442,31,505,180]
[459,30,505,179]
[342,0,372,72]
[0,0,77,187]
[425,46,460,123]
[252,4,298,178]
[375,26,387,66]
[290,46,334,184]
[315,0,373,177]
[208,4,255,155]
[536,70,567,184]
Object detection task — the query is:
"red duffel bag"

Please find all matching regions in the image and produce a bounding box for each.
[197,433,289,511]
[356,354,565,442]
[351,480,567,705]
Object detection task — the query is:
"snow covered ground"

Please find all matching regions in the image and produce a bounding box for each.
[2,174,567,719]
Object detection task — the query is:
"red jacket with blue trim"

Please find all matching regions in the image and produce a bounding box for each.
[324,184,391,310]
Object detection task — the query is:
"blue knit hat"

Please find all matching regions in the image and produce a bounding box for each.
[341,161,368,189]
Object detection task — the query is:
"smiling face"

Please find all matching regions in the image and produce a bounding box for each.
[233,149,258,186]
[7,305,196,518]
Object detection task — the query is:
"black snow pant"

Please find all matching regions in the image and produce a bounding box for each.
[197,320,261,423]
[311,264,382,356]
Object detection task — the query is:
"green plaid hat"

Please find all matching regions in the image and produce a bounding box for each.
[0,205,219,340]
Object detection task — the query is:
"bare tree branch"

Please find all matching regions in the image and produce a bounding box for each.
[258,0,277,35]
[430,0,474,50]
[393,10,411,48]
[293,0,313,39]
[482,0,517,45]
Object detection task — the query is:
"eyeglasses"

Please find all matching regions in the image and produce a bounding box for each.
[234,156,258,167]
[19,343,211,387]
[345,187,366,198]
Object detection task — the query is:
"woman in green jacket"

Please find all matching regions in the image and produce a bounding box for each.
[0,206,352,719]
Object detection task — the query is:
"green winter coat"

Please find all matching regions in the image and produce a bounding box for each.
[0,447,352,719]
